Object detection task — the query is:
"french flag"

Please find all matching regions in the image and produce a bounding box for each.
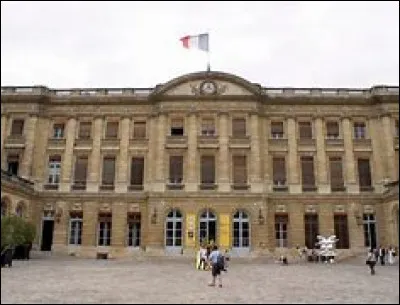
[180,33,209,52]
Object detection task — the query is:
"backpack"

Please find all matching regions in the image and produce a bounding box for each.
[216,254,225,269]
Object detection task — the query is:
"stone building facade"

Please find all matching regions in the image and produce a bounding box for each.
[1,71,399,258]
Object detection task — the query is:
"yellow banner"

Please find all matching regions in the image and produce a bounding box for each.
[219,214,230,248]
[186,213,196,248]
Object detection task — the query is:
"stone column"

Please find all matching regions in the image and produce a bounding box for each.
[82,202,98,252]
[186,112,198,191]
[348,202,364,250]
[52,201,68,254]
[32,117,51,191]
[318,202,334,236]
[315,117,329,193]
[87,116,103,192]
[154,113,166,192]
[287,117,301,193]
[218,112,230,192]
[111,202,127,257]
[369,116,385,193]
[20,115,38,179]
[262,116,271,192]
[1,114,8,170]
[1,114,7,153]
[381,114,396,181]
[116,117,130,193]
[341,117,358,193]
[60,117,77,192]
[250,113,263,192]
[146,114,157,191]
[289,202,305,247]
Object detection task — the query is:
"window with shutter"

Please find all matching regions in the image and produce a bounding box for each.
[271,122,284,138]
[171,118,184,136]
[304,214,319,249]
[201,156,215,184]
[273,157,286,186]
[130,157,144,190]
[201,118,215,136]
[232,118,246,137]
[53,123,65,139]
[354,122,366,139]
[11,119,24,136]
[299,122,312,139]
[358,158,372,191]
[233,155,247,185]
[102,157,115,187]
[106,121,119,138]
[133,121,146,139]
[79,122,92,139]
[329,157,344,191]
[169,156,183,184]
[301,156,316,191]
[326,121,339,139]
[73,156,88,189]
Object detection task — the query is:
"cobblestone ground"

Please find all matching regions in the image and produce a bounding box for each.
[1,255,398,304]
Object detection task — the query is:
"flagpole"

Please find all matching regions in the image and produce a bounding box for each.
[206,31,211,72]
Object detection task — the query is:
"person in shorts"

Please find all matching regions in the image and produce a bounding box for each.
[208,245,223,287]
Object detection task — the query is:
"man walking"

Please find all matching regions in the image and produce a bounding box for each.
[208,245,223,288]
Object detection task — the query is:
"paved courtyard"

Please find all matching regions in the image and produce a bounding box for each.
[1,255,398,304]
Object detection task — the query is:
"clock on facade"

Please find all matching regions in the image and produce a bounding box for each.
[200,80,217,95]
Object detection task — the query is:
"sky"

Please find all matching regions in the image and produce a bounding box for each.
[1,1,399,89]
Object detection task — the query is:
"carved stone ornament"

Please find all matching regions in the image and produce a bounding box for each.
[190,80,227,96]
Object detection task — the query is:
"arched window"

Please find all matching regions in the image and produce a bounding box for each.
[199,209,217,244]
[233,210,250,248]
[165,209,183,248]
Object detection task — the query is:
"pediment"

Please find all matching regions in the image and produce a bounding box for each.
[151,71,261,98]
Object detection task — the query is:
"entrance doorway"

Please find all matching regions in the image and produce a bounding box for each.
[41,219,54,251]
[199,209,217,244]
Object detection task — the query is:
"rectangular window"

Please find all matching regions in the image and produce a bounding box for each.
[334,214,349,249]
[11,119,24,136]
[301,156,316,191]
[201,118,215,136]
[73,156,88,187]
[358,158,372,190]
[127,213,141,247]
[105,121,119,138]
[275,215,288,247]
[271,122,284,139]
[102,157,116,186]
[69,214,83,245]
[130,157,144,187]
[232,155,247,184]
[169,156,183,184]
[363,214,377,249]
[304,214,319,250]
[98,215,112,246]
[171,118,184,136]
[48,155,61,184]
[329,157,344,191]
[201,155,215,184]
[273,157,286,186]
[326,121,339,139]
[232,118,246,137]
[133,121,146,139]
[79,122,92,139]
[53,123,65,139]
[7,155,19,175]
[299,122,312,139]
[354,122,366,139]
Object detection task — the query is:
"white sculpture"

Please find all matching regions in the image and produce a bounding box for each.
[316,235,339,263]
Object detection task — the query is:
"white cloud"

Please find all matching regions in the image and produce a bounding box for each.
[1,1,398,88]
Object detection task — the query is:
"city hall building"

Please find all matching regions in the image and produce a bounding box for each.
[1,71,399,258]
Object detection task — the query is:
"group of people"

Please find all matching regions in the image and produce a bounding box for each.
[197,244,229,287]
[366,245,397,275]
